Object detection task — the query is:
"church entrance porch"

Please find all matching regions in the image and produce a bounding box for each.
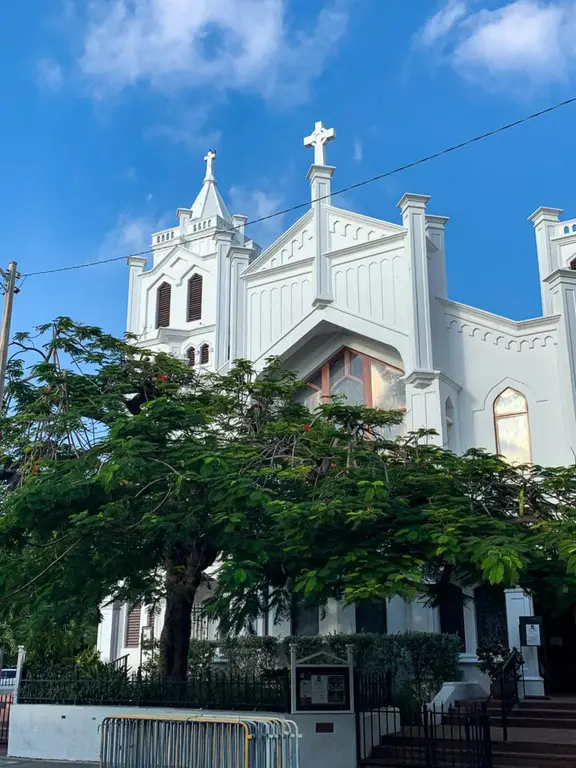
[534,602,576,695]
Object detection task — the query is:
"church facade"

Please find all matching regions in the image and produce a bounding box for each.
[97,122,576,696]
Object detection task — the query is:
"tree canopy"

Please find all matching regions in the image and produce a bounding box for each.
[1,318,576,680]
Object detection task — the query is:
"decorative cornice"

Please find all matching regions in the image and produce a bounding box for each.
[425,215,449,228]
[528,206,563,224]
[127,256,148,269]
[242,210,314,276]
[397,193,431,212]
[307,164,336,181]
[404,369,463,392]
[328,231,406,261]
[242,257,315,283]
[544,268,576,288]
[442,299,559,351]
[441,298,560,334]
[327,205,406,234]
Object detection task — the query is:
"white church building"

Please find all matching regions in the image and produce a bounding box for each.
[98,121,576,697]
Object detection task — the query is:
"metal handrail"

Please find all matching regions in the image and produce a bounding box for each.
[107,654,130,674]
[496,648,521,742]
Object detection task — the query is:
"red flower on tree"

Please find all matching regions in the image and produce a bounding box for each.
[304,424,311,432]
[158,375,168,382]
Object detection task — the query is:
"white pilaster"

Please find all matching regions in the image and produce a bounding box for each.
[231,215,247,239]
[229,246,251,361]
[214,232,234,369]
[126,256,148,335]
[529,207,563,316]
[505,588,545,697]
[398,194,433,372]
[308,164,335,307]
[543,269,576,452]
[404,370,445,446]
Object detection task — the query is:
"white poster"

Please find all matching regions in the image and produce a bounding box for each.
[525,623,541,646]
[311,675,329,704]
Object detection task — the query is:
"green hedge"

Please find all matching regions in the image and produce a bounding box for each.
[188,631,461,701]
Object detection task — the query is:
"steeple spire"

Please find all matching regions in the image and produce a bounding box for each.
[190,149,231,221]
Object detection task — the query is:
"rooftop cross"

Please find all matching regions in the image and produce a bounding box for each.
[204,149,217,182]
[304,121,336,166]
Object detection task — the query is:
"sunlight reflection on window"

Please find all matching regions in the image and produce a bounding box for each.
[494,388,531,464]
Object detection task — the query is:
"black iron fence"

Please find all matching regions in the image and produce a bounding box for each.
[355,671,492,768]
[18,668,291,713]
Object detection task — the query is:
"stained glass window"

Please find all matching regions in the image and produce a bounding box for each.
[494,388,531,464]
[299,348,406,413]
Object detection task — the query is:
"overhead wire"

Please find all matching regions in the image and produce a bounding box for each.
[20,94,576,279]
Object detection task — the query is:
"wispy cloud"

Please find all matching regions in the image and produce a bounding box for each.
[36,58,64,90]
[228,185,286,247]
[416,1,576,86]
[145,105,222,151]
[78,0,349,104]
[353,138,363,163]
[96,214,165,264]
[418,0,468,47]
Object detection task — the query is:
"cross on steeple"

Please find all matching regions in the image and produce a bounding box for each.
[204,149,217,182]
[304,121,336,166]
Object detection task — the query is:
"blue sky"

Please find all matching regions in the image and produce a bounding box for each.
[2,0,576,339]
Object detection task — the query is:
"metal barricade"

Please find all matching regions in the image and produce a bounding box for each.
[100,713,300,768]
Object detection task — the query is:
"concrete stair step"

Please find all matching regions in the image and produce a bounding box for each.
[492,753,576,768]
[503,716,576,729]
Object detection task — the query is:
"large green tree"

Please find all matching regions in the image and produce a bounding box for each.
[2,318,576,680]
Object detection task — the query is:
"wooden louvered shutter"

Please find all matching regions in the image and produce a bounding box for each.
[125,605,141,648]
[187,275,203,321]
[200,344,209,365]
[187,347,196,367]
[156,282,171,328]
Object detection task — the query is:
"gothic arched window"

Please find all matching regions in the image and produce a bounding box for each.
[494,388,531,464]
[200,344,210,365]
[156,282,171,328]
[187,274,203,322]
[297,348,405,411]
[187,347,196,367]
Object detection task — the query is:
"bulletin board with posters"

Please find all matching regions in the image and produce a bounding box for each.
[289,645,354,714]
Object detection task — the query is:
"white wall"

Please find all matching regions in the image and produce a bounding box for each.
[9,705,358,768]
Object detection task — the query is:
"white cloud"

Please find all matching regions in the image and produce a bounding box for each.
[416,1,576,84]
[145,105,222,150]
[418,0,468,47]
[97,214,165,263]
[37,58,64,90]
[79,0,348,102]
[228,185,285,246]
[353,138,363,163]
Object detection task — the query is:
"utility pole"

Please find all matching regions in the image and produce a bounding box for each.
[0,261,18,410]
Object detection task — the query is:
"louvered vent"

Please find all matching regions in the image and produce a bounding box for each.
[125,605,141,648]
[187,347,196,367]
[187,274,203,321]
[156,282,171,328]
[200,344,209,365]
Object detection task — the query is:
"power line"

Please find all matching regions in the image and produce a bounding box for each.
[21,94,576,279]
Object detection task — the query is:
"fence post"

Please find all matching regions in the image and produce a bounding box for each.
[13,646,26,704]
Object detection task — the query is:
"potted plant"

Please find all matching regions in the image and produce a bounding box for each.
[476,639,524,698]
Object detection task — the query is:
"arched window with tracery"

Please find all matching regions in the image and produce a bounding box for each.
[187,347,196,367]
[297,347,405,416]
[494,388,531,463]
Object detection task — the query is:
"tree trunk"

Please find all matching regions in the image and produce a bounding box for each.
[158,539,217,682]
